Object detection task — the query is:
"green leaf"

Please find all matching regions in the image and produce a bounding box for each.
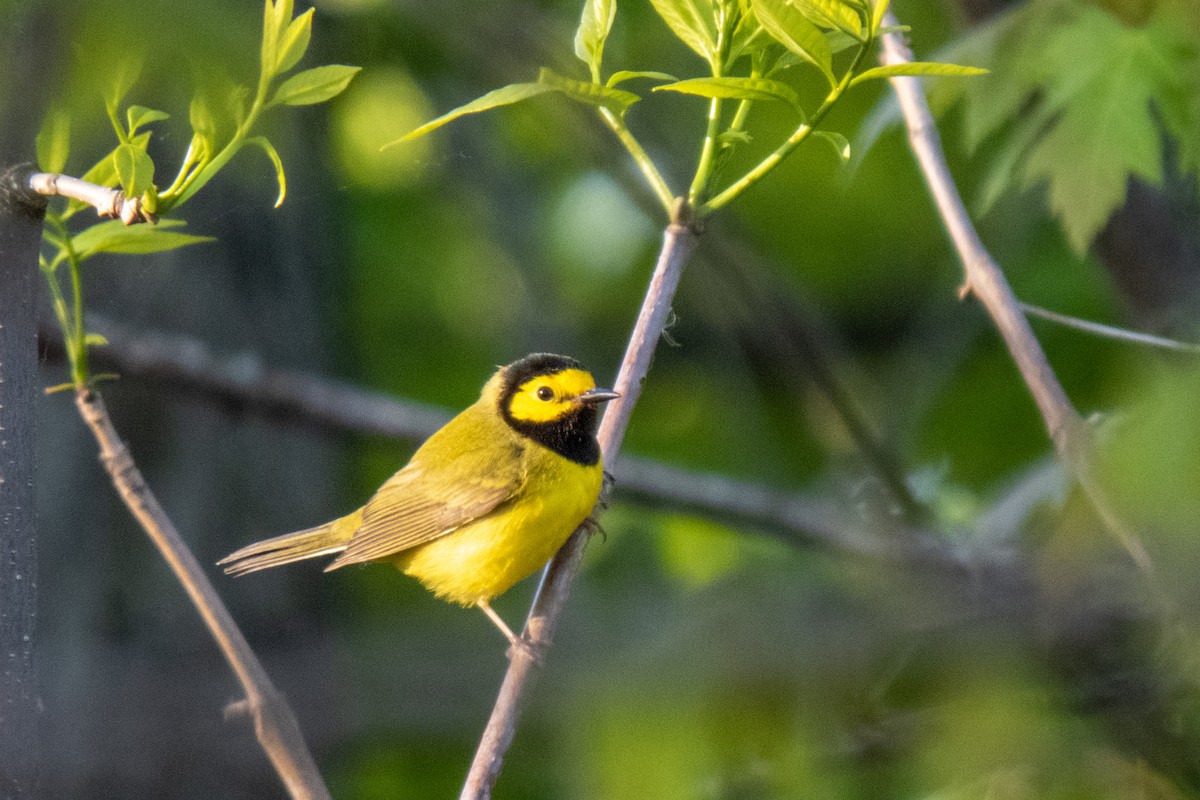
[727,6,768,65]
[537,67,641,113]
[246,136,287,207]
[382,82,556,148]
[79,147,120,191]
[275,7,313,74]
[113,142,155,198]
[790,0,863,39]
[104,60,141,117]
[1022,49,1167,253]
[648,0,720,64]
[270,64,360,106]
[654,76,802,110]
[849,61,988,87]
[717,129,753,146]
[83,333,109,348]
[607,70,678,87]
[126,105,170,135]
[574,0,617,79]
[751,0,835,86]
[870,0,890,35]
[261,0,294,77]
[36,107,70,174]
[812,129,850,161]
[71,219,214,260]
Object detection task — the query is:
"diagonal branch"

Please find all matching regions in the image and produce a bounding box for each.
[879,14,1149,570]
[73,387,330,800]
[460,201,702,800]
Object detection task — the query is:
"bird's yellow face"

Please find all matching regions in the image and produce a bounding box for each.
[506,368,598,424]
[494,353,618,466]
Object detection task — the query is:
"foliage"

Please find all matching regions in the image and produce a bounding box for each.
[389,0,983,217]
[34,0,358,389]
[933,0,1200,253]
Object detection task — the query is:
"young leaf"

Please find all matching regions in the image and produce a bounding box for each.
[654,76,802,110]
[36,107,70,174]
[71,219,214,260]
[382,82,556,148]
[812,129,851,161]
[246,136,287,207]
[648,0,720,64]
[870,0,891,35]
[849,62,987,87]
[538,67,640,113]
[104,60,141,117]
[607,70,678,87]
[113,142,155,199]
[79,147,120,192]
[261,0,294,77]
[574,0,617,79]
[727,6,767,65]
[791,0,863,39]
[126,105,170,136]
[752,0,835,86]
[84,333,109,347]
[269,64,361,106]
[275,7,314,74]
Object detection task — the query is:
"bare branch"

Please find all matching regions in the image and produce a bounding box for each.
[45,313,902,558]
[879,15,1150,570]
[72,387,330,800]
[1021,302,1200,355]
[28,172,157,225]
[460,202,702,800]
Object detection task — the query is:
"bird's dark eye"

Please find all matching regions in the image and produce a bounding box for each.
[536,386,555,401]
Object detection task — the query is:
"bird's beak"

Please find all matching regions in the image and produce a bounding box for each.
[578,387,620,404]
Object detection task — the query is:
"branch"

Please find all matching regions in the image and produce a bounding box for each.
[879,15,1150,570]
[460,201,702,800]
[1020,302,1200,355]
[0,165,47,798]
[28,172,157,225]
[72,387,330,800]
[44,313,910,559]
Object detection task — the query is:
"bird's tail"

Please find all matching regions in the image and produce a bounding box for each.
[219,509,362,577]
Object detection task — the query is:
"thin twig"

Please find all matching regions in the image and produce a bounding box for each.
[879,14,1151,571]
[460,201,702,800]
[1020,302,1200,355]
[73,387,330,800]
[28,172,157,225]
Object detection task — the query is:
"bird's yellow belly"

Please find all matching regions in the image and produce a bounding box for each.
[392,459,602,606]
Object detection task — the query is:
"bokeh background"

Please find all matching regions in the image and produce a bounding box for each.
[2,0,1199,797]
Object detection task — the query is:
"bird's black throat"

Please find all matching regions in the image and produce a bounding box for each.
[503,403,601,466]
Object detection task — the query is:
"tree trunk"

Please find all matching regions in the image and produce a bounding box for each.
[0,164,46,798]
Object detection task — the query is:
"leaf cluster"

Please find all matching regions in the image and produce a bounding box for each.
[933,0,1200,254]
[35,0,359,389]
[390,0,983,217]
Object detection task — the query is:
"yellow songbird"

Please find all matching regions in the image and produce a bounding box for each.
[219,353,617,646]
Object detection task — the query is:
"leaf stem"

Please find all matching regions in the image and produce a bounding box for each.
[43,213,89,387]
[700,41,870,216]
[597,107,675,215]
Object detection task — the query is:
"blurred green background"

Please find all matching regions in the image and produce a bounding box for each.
[4,0,1200,797]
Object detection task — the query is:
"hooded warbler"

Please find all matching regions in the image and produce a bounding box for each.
[219,353,617,645]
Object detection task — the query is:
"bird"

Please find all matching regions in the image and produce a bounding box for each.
[219,353,618,647]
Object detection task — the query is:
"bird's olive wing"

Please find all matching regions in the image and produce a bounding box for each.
[325,436,523,569]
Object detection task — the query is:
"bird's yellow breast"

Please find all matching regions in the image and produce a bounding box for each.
[391,445,604,606]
